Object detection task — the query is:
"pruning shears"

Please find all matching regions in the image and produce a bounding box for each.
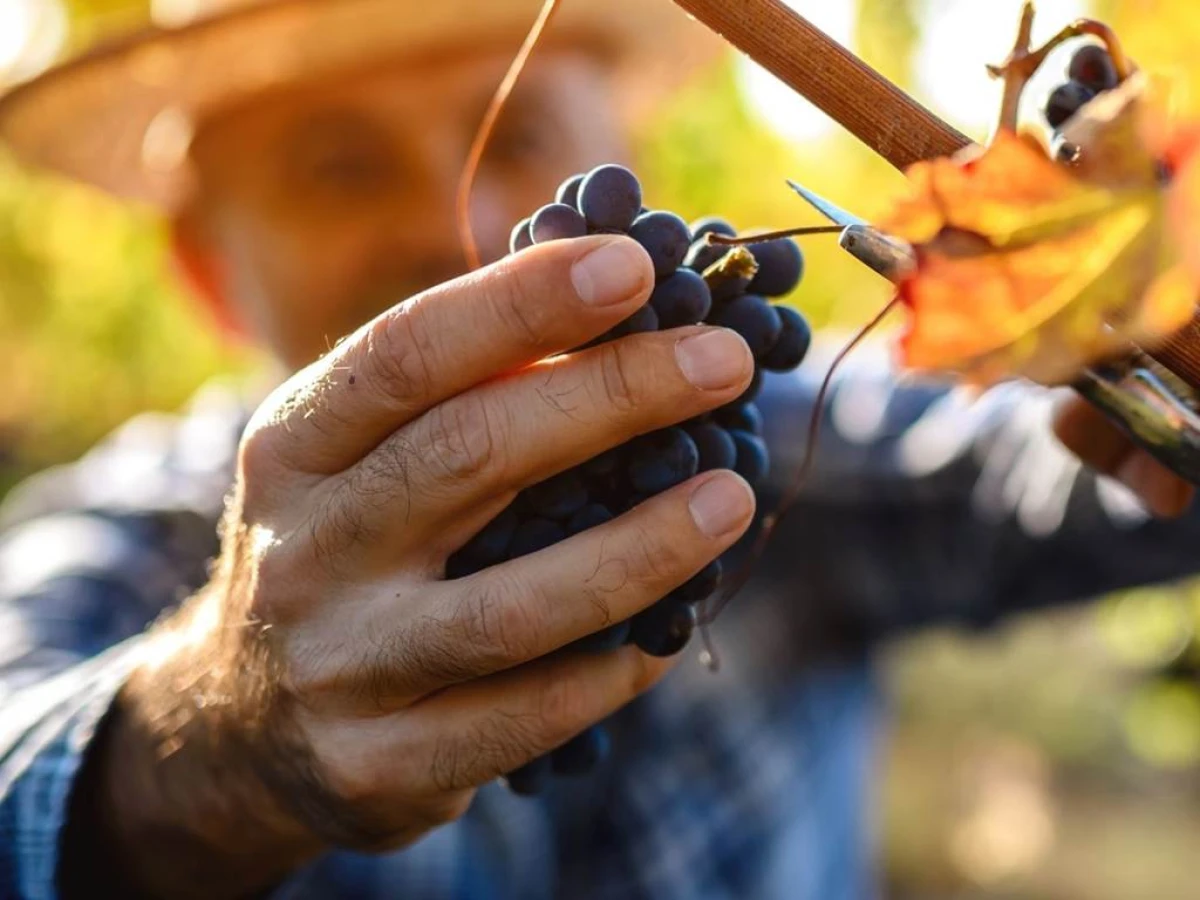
[786,179,1200,484]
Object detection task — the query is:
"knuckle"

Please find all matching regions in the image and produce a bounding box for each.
[628,522,686,585]
[487,265,551,348]
[535,670,591,736]
[305,490,370,578]
[319,754,385,813]
[421,395,502,486]
[349,627,417,709]
[345,436,414,517]
[367,305,437,406]
[237,427,282,504]
[595,340,639,416]
[428,727,512,792]
[451,576,546,666]
[409,619,479,687]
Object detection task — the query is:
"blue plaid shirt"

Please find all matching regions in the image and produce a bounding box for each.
[5,341,1200,899]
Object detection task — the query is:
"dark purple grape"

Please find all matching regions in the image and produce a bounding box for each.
[566,503,614,535]
[712,294,782,358]
[630,598,697,657]
[674,558,722,605]
[555,173,585,209]
[760,305,812,372]
[628,428,699,494]
[459,506,519,567]
[1045,81,1096,130]
[444,553,478,579]
[685,239,727,277]
[717,370,765,415]
[748,238,804,297]
[579,164,642,232]
[737,369,764,406]
[730,430,769,486]
[629,211,692,279]
[686,422,738,472]
[1068,44,1118,93]
[523,472,588,520]
[602,306,656,342]
[509,518,567,558]
[509,218,533,254]
[552,725,611,775]
[531,203,587,243]
[573,620,631,654]
[605,304,659,340]
[690,217,737,241]
[715,402,763,435]
[706,264,754,304]
[650,269,712,328]
[629,303,660,334]
[582,448,622,479]
[505,755,552,796]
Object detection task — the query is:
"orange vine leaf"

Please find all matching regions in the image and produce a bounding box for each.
[878,73,1200,387]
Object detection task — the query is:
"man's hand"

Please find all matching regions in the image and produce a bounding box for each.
[1053,394,1196,517]
[81,235,756,898]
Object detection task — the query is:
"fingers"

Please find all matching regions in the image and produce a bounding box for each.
[352,472,754,700]
[297,646,675,841]
[342,326,753,546]
[1052,395,1195,517]
[405,645,676,794]
[1111,452,1195,519]
[246,236,655,478]
[1051,395,1132,474]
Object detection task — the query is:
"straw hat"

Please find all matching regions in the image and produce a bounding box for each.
[0,0,721,209]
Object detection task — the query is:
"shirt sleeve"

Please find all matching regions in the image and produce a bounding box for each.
[0,503,201,898]
[0,395,235,899]
[0,636,148,900]
[749,337,1200,647]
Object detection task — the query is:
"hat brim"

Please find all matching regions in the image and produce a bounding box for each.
[0,0,721,208]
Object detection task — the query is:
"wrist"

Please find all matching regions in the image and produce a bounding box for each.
[63,588,324,899]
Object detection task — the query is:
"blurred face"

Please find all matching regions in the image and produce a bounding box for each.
[182,46,627,369]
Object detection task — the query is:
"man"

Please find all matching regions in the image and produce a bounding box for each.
[0,0,1197,898]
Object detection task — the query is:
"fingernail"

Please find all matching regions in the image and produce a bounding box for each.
[676,329,751,391]
[689,473,755,538]
[571,238,650,307]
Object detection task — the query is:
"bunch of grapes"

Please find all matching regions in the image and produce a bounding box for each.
[446,164,812,794]
[1044,42,1120,130]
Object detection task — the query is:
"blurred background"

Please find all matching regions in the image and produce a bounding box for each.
[3,0,1200,896]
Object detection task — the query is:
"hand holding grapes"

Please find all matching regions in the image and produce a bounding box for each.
[87,233,758,899]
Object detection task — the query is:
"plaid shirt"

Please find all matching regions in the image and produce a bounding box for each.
[5,342,1200,899]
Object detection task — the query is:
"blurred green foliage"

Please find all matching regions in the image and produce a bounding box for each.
[0,151,255,497]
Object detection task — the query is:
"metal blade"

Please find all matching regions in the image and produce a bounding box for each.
[786,180,868,228]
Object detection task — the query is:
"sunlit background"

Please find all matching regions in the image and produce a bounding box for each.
[4,1,1200,898]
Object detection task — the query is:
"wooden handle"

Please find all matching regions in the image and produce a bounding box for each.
[1147,321,1200,390]
[670,0,972,170]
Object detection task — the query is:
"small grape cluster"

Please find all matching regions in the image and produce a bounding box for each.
[446,164,812,795]
[1044,42,1120,131]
